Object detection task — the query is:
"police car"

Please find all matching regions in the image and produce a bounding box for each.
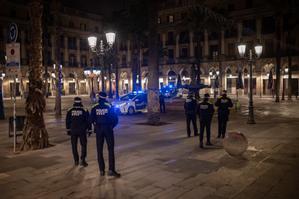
[112,91,147,115]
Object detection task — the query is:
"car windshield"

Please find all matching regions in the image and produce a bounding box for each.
[120,93,137,101]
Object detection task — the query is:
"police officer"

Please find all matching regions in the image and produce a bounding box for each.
[90,92,120,177]
[215,90,233,138]
[197,93,214,148]
[159,93,166,113]
[184,92,198,137]
[66,97,91,167]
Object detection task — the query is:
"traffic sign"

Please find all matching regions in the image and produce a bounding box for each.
[8,23,18,42]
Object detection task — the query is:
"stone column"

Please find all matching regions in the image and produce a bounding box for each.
[175,34,180,61]
[127,40,131,65]
[64,36,68,66]
[237,22,243,42]
[51,34,55,62]
[189,31,194,57]
[204,29,209,58]
[76,38,80,67]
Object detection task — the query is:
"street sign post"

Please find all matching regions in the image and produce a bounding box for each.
[6,23,20,153]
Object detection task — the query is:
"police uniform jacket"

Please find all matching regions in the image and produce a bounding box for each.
[215,96,233,119]
[184,97,197,115]
[66,105,91,135]
[90,99,118,128]
[197,101,214,122]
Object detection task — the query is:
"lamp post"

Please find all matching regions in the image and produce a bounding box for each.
[282,68,288,101]
[0,72,5,120]
[87,32,117,99]
[237,42,263,124]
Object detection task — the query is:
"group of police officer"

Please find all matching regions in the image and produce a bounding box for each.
[66,92,121,178]
[184,90,233,148]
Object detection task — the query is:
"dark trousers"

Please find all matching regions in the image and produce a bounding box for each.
[200,120,211,143]
[218,117,228,138]
[160,102,166,113]
[186,114,198,136]
[96,126,115,172]
[71,134,87,162]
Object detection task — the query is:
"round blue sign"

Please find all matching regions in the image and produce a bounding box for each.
[8,23,18,42]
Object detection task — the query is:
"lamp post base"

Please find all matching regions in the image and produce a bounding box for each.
[247,106,256,124]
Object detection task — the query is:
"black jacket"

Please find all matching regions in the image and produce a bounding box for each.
[197,101,214,122]
[215,95,233,118]
[184,97,197,115]
[90,99,118,128]
[66,105,91,135]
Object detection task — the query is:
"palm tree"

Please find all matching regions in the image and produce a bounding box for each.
[284,1,299,100]
[22,0,49,150]
[53,0,62,117]
[147,0,160,124]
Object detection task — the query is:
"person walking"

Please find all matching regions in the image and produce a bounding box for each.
[159,93,166,113]
[197,93,214,148]
[66,97,91,167]
[184,92,198,137]
[215,90,233,138]
[90,92,121,177]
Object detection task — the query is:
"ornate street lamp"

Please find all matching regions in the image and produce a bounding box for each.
[237,42,263,124]
[87,31,117,99]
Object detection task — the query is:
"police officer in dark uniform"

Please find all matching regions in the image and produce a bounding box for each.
[66,97,91,167]
[215,90,233,138]
[184,92,198,137]
[159,93,166,113]
[90,92,120,177]
[197,93,214,148]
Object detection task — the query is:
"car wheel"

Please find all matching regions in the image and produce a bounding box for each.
[127,107,135,115]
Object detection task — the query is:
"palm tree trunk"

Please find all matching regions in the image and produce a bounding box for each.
[275,15,283,102]
[147,0,160,125]
[22,0,49,150]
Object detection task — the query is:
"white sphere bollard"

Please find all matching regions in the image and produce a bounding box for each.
[223,132,248,156]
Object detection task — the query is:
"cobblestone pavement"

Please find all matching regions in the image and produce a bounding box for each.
[0,96,298,199]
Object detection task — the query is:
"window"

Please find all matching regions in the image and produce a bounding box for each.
[167,32,175,45]
[265,39,274,57]
[181,48,188,58]
[81,56,87,67]
[168,15,174,23]
[181,12,187,20]
[242,19,256,36]
[209,32,219,40]
[68,37,77,49]
[69,54,76,67]
[209,45,218,59]
[121,55,127,67]
[179,31,189,44]
[60,36,64,48]
[158,17,161,24]
[262,16,275,34]
[228,43,235,57]
[168,49,174,59]
[80,39,87,51]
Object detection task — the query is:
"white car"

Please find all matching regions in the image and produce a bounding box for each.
[112,92,148,115]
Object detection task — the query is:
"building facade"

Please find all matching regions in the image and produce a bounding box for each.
[1,0,298,99]
[117,0,299,97]
[0,0,108,98]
